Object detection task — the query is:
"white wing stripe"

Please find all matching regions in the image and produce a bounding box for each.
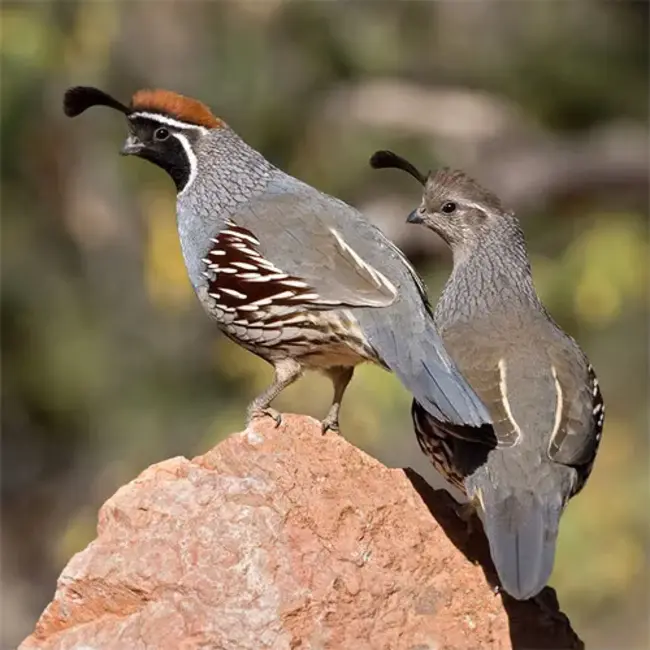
[497,358,523,445]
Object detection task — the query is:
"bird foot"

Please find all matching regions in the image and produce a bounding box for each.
[454,501,477,535]
[247,407,283,428]
[320,405,342,435]
[321,403,341,435]
[320,417,340,435]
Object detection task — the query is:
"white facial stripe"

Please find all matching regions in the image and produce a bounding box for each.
[130,112,208,134]
[171,132,197,196]
[457,200,486,213]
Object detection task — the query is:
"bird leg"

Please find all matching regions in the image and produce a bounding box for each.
[454,497,482,541]
[321,366,354,434]
[246,358,303,428]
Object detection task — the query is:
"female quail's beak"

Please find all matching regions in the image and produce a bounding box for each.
[407,208,424,224]
[120,134,144,156]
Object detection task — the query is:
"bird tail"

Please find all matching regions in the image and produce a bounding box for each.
[469,475,563,600]
[364,314,490,427]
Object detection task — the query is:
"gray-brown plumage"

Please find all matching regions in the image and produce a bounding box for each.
[62,86,492,436]
[371,151,604,600]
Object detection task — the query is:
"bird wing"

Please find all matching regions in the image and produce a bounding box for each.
[428,320,602,472]
[546,343,603,469]
[218,179,491,428]
[225,189,398,309]
[425,326,518,446]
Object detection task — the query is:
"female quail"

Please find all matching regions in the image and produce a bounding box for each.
[371,150,604,600]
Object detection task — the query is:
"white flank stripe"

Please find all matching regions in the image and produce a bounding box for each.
[238,273,262,280]
[280,279,309,288]
[228,230,260,245]
[221,287,247,299]
[238,246,261,257]
[247,273,288,282]
[257,259,283,272]
[550,366,564,443]
[267,291,295,301]
[218,268,238,274]
[232,262,258,271]
[497,358,523,444]
[209,292,221,299]
[250,298,273,307]
[171,132,198,197]
[210,249,226,256]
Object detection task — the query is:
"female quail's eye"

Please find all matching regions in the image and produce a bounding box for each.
[441,202,457,214]
[154,127,170,141]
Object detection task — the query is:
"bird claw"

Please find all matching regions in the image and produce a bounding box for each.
[321,406,341,435]
[321,418,340,435]
[247,408,282,428]
[454,501,477,535]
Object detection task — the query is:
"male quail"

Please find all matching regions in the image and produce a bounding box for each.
[371,151,604,600]
[62,86,491,434]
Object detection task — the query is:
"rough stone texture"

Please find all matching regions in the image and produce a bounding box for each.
[20,415,583,650]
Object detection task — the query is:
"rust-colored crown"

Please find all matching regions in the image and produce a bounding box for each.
[130,89,223,129]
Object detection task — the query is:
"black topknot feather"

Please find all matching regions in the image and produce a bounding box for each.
[369,150,428,186]
[63,86,130,118]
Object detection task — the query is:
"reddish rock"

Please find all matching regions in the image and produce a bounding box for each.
[20,415,582,650]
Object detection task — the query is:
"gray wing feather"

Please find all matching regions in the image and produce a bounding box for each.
[547,341,601,467]
[232,175,491,427]
[231,191,396,308]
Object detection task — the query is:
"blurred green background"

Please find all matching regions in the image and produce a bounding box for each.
[1,1,648,648]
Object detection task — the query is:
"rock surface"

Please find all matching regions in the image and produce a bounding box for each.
[20,415,583,650]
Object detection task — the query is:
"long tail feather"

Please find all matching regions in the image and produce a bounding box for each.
[476,485,562,600]
[364,314,491,427]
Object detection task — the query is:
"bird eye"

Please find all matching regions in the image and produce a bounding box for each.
[441,202,457,214]
[154,127,170,141]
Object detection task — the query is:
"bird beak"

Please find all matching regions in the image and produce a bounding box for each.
[407,209,424,224]
[120,135,144,156]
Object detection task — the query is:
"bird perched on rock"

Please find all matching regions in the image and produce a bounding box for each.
[62,86,491,434]
[370,150,604,600]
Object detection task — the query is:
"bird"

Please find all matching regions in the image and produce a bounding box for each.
[62,86,492,435]
[370,150,604,600]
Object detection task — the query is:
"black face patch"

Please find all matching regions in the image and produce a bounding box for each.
[127,117,194,192]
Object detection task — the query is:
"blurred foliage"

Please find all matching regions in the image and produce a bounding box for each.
[1,1,648,649]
